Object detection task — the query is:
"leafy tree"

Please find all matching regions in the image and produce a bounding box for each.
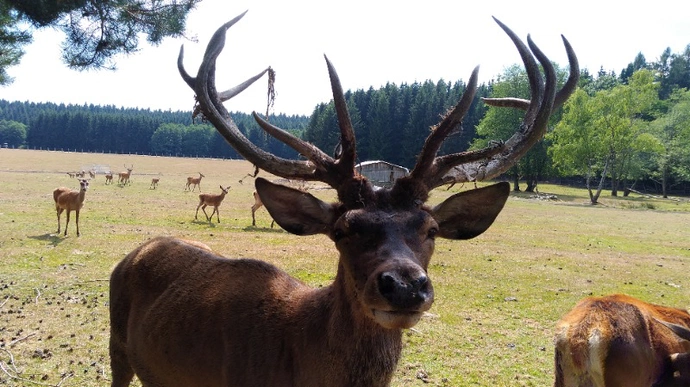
[0,2,32,85]
[550,70,659,203]
[1,0,200,78]
[0,119,26,147]
[150,123,184,156]
[642,89,690,197]
[549,89,606,203]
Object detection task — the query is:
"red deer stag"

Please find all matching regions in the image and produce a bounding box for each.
[195,185,231,223]
[53,178,89,237]
[554,294,690,387]
[118,164,133,185]
[185,172,205,191]
[109,11,578,387]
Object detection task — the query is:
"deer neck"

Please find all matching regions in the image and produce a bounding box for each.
[293,264,402,386]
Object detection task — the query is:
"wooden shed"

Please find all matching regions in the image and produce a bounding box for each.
[355,160,409,188]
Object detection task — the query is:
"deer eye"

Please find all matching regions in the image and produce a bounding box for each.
[427,227,438,240]
[333,228,346,242]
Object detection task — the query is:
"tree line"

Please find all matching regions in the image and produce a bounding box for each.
[1,42,689,199]
[0,100,308,159]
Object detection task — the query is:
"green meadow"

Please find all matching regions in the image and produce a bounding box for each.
[1,148,689,386]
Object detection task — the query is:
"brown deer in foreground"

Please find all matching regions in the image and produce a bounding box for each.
[53,178,89,237]
[150,177,160,189]
[554,294,690,387]
[195,185,231,223]
[109,11,578,387]
[118,164,133,185]
[185,172,205,191]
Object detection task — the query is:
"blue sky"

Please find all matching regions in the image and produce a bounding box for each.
[1,0,688,116]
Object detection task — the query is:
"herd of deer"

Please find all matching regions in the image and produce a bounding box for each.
[47,12,690,387]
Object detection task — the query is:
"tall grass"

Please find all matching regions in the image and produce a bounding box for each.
[1,148,689,386]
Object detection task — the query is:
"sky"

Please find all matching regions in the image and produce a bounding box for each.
[0,0,688,116]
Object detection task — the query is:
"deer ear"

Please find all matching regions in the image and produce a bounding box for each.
[431,182,510,240]
[255,178,336,235]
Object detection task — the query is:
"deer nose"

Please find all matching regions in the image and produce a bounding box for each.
[378,271,432,309]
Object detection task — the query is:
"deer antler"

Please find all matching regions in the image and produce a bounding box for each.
[178,11,578,207]
[178,11,358,196]
[409,17,579,189]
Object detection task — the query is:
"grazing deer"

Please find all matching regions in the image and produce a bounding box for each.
[554,294,690,387]
[118,164,133,185]
[66,172,75,178]
[150,177,160,189]
[185,172,205,192]
[105,172,113,185]
[53,178,89,237]
[109,11,578,387]
[195,185,231,223]
[88,169,96,179]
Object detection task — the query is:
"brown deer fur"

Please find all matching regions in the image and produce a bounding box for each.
[195,185,230,223]
[554,294,690,387]
[53,178,89,236]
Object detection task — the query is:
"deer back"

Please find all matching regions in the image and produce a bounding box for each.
[554,294,690,387]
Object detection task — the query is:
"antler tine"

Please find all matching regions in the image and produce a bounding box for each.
[178,11,325,182]
[554,35,579,109]
[408,66,480,184]
[252,112,334,170]
[429,19,579,187]
[482,33,579,112]
[218,68,271,102]
[248,56,362,191]
[325,56,357,178]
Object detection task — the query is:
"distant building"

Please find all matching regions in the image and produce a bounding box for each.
[355,160,409,188]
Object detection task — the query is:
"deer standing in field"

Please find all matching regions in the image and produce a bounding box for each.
[105,172,113,185]
[66,172,75,178]
[118,164,133,186]
[88,169,96,179]
[185,172,205,192]
[250,190,274,228]
[150,177,160,189]
[53,178,89,237]
[195,185,231,223]
[109,11,578,387]
[554,294,690,387]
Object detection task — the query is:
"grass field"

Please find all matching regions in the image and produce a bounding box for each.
[1,148,689,386]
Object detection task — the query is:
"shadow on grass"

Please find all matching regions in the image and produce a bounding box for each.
[243,225,284,233]
[192,219,218,227]
[28,233,67,246]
